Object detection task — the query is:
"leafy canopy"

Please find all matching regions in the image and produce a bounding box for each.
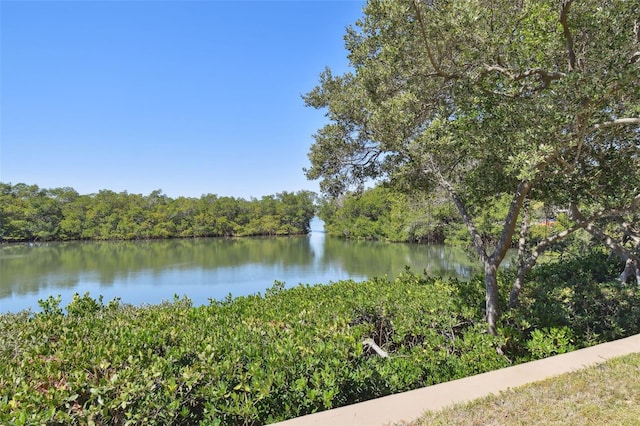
[305,0,640,210]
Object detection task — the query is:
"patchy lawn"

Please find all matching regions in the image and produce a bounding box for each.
[408,353,640,426]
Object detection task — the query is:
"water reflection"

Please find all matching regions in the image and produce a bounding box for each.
[1,228,484,313]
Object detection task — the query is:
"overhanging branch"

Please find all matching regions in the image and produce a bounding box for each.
[490,181,531,265]
[423,155,488,263]
[560,1,576,71]
[411,0,457,80]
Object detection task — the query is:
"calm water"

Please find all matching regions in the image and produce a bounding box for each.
[0,221,483,313]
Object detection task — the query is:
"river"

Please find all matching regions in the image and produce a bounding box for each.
[0,220,483,314]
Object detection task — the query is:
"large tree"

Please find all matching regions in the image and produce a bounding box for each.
[304,0,640,334]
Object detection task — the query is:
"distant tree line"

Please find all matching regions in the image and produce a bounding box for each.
[318,186,453,243]
[0,183,316,242]
[318,186,546,245]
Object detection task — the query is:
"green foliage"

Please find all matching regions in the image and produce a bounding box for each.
[1,274,509,425]
[503,249,640,356]
[319,186,461,243]
[526,327,575,359]
[0,183,316,242]
[305,0,640,332]
[37,295,64,316]
[317,185,524,250]
[306,0,640,207]
[2,252,638,424]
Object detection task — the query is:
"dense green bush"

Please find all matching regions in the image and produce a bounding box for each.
[2,252,638,425]
[502,249,640,356]
[1,274,507,425]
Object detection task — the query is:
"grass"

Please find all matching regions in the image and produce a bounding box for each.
[407,353,640,426]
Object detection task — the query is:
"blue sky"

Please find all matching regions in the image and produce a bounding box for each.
[0,0,365,199]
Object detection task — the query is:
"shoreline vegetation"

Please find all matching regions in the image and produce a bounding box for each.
[317,186,565,247]
[0,182,569,252]
[2,250,640,425]
[0,183,316,243]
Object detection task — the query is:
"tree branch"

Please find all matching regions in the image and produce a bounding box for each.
[590,117,640,131]
[483,65,566,82]
[559,1,576,71]
[510,197,640,308]
[424,156,488,263]
[490,181,531,265]
[570,204,640,264]
[411,0,456,80]
[509,196,531,307]
[509,214,587,308]
[478,65,565,96]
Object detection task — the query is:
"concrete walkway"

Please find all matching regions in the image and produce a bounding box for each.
[271,334,640,426]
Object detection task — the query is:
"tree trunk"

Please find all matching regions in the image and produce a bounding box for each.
[509,197,530,308]
[620,226,640,285]
[619,257,640,284]
[436,171,531,334]
[618,234,640,285]
[484,262,500,335]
